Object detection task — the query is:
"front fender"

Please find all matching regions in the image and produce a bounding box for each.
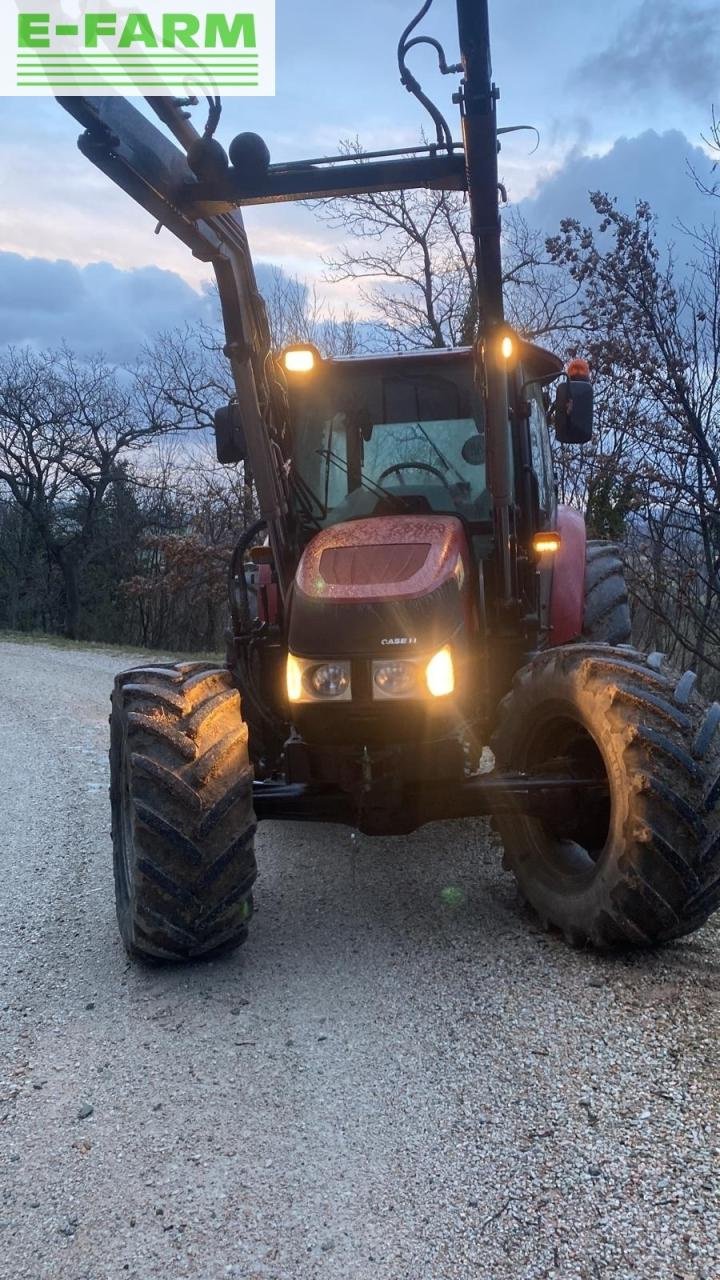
[549,506,587,645]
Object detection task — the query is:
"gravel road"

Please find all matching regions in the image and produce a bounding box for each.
[1,638,719,1280]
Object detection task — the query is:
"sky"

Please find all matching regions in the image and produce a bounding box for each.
[0,0,718,353]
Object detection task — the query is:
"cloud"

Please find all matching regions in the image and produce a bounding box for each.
[0,100,346,292]
[4,132,717,355]
[518,129,717,246]
[0,253,321,357]
[576,2,720,108]
[0,253,220,358]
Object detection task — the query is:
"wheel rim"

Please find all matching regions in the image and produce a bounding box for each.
[521,714,612,881]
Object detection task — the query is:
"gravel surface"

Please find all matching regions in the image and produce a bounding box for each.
[1,637,719,1280]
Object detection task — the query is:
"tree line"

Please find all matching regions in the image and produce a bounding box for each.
[0,280,359,653]
[0,133,718,691]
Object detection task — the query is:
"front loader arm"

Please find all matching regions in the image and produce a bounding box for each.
[57,95,295,595]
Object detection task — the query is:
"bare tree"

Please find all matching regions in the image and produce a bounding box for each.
[122,437,255,651]
[311,151,582,349]
[692,106,720,201]
[263,268,361,355]
[0,344,199,637]
[547,193,720,687]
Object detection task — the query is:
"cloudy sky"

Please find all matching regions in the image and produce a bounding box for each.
[0,0,718,352]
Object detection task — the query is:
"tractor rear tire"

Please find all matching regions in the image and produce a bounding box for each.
[582,540,631,645]
[110,662,256,961]
[491,645,720,948]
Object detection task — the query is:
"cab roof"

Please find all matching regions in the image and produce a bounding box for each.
[323,341,565,384]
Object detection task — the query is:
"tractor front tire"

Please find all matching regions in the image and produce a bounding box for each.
[582,540,631,645]
[491,645,720,948]
[110,662,256,961]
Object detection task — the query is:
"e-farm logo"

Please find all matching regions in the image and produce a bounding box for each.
[2,1,275,95]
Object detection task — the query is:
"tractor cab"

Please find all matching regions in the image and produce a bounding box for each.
[283,346,491,532]
[281,341,570,545]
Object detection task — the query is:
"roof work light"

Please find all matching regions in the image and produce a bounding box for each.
[282,345,319,374]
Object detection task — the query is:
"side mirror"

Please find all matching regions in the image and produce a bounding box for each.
[214,401,247,464]
[554,379,593,445]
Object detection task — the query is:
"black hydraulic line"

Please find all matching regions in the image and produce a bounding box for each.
[250,128,532,176]
[228,517,267,635]
[203,95,222,139]
[397,0,456,150]
[403,36,462,78]
[277,141,464,170]
[144,95,201,150]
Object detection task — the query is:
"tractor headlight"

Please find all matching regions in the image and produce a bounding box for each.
[286,654,352,703]
[306,662,350,699]
[372,647,456,700]
[373,660,419,699]
[425,645,455,697]
[287,648,455,705]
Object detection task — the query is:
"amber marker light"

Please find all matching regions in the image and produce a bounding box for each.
[426,645,455,698]
[286,653,303,702]
[283,346,316,374]
[533,532,562,555]
[248,545,273,564]
[500,333,515,361]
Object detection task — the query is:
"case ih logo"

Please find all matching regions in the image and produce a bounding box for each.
[3,1,275,95]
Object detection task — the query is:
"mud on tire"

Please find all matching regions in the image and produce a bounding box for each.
[491,645,720,948]
[110,662,256,960]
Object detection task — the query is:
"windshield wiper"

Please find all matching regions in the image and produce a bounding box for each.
[317,448,409,511]
[413,421,468,487]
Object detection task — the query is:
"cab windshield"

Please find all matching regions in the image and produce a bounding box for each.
[289,358,489,530]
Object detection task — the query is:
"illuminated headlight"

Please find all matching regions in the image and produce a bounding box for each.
[372,647,456,700]
[286,654,352,703]
[286,653,303,702]
[373,660,419,699]
[425,646,455,697]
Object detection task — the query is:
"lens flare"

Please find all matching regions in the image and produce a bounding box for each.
[426,646,455,697]
[286,654,303,702]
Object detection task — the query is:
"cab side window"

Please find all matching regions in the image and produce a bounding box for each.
[528,387,555,520]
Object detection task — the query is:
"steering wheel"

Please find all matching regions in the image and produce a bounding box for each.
[377,461,454,490]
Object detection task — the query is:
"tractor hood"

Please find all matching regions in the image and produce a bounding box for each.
[288,515,473,659]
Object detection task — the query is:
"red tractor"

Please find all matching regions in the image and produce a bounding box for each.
[60,0,720,960]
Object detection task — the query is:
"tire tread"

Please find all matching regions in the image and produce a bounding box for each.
[110,664,256,961]
[491,643,720,948]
